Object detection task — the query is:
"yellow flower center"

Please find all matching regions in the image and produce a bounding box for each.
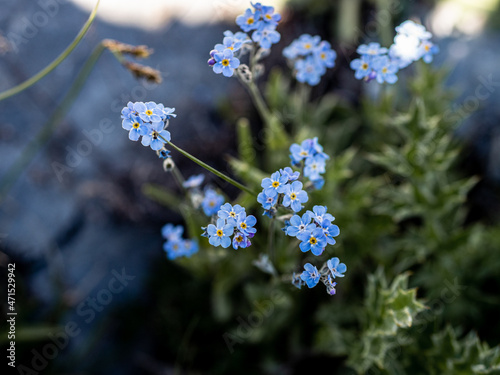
[424,44,430,51]
[382,67,388,74]
[247,17,254,24]
[300,151,308,156]
[236,235,243,242]
[216,229,223,237]
[309,237,317,245]
[240,222,247,229]
[320,53,326,59]
[265,14,272,20]
[209,201,215,207]
[173,244,179,250]
[132,122,140,129]
[305,43,311,49]
[272,181,280,188]
[290,193,297,200]
[145,109,153,116]
[151,131,159,139]
[229,46,234,50]
[222,59,230,67]
[362,63,369,70]
[230,212,236,217]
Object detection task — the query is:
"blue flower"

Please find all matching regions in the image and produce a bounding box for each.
[201,188,225,216]
[161,224,183,241]
[215,36,244,53]
[236,8,261,32]
[212,49,240,77]
[300,263,320,288]
[261,171,288,197]
[156,104,176,120]
[298,227,327,256]
[314,40,337,69]
[121,101,138,120]
[295,34,321,55]
[122,115,149,141]
[321,219,340,245]
[257,191,277,210]
[218,203,245,226]
[311,178,325,190]
[292,272,306,289]
[183,239,199,257]
[141,121,171,151]
[282,181,309,212]
[327,257,347,278]
[304,155,326,180]
[236,212,257,236]
[419,40,439,63]
[232,231,250,249]
[294,55,323,86]
[252,27,280,49]
[163,239,187,260]
[279,167,300,182]
[286,212,315,237]
[135,101,163,123]
[290,140,313,163]
[182,174,205,189]
[307,205,335,225]
[207,218,234,248]
[260,5,281,27]
[306,137,329,159]
[357,42,388,56]
[350,55,374,80]
[372,55,399,84]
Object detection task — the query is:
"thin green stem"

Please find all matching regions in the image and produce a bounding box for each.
[0,0,100,102]
[268,217,276,264]
[245,80,273,126]
[162,138,257,197]
[0,43,106,202]
[170,164,186,191]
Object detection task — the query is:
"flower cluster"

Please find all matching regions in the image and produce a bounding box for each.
[284,206,339,256]
[236,2,281,49]
[350,20,439,84]
[293,257,346,295]
[162,224,199,260]
[208,3,281,77]
[205,203,257,249]
[289,137,329,189]
[283,34,337,86]
[121,101,176,151]
[258,167,308,216]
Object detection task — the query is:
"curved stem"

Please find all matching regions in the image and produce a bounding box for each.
[0,43,106,202]
[244,80,273,126]
[162,138,257,197]
[268,217,276,264]
[0,0,100,102]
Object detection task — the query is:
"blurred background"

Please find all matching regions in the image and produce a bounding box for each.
[1,0,500,374]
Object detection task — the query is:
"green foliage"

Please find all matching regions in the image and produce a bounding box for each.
[144,62,500,374]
